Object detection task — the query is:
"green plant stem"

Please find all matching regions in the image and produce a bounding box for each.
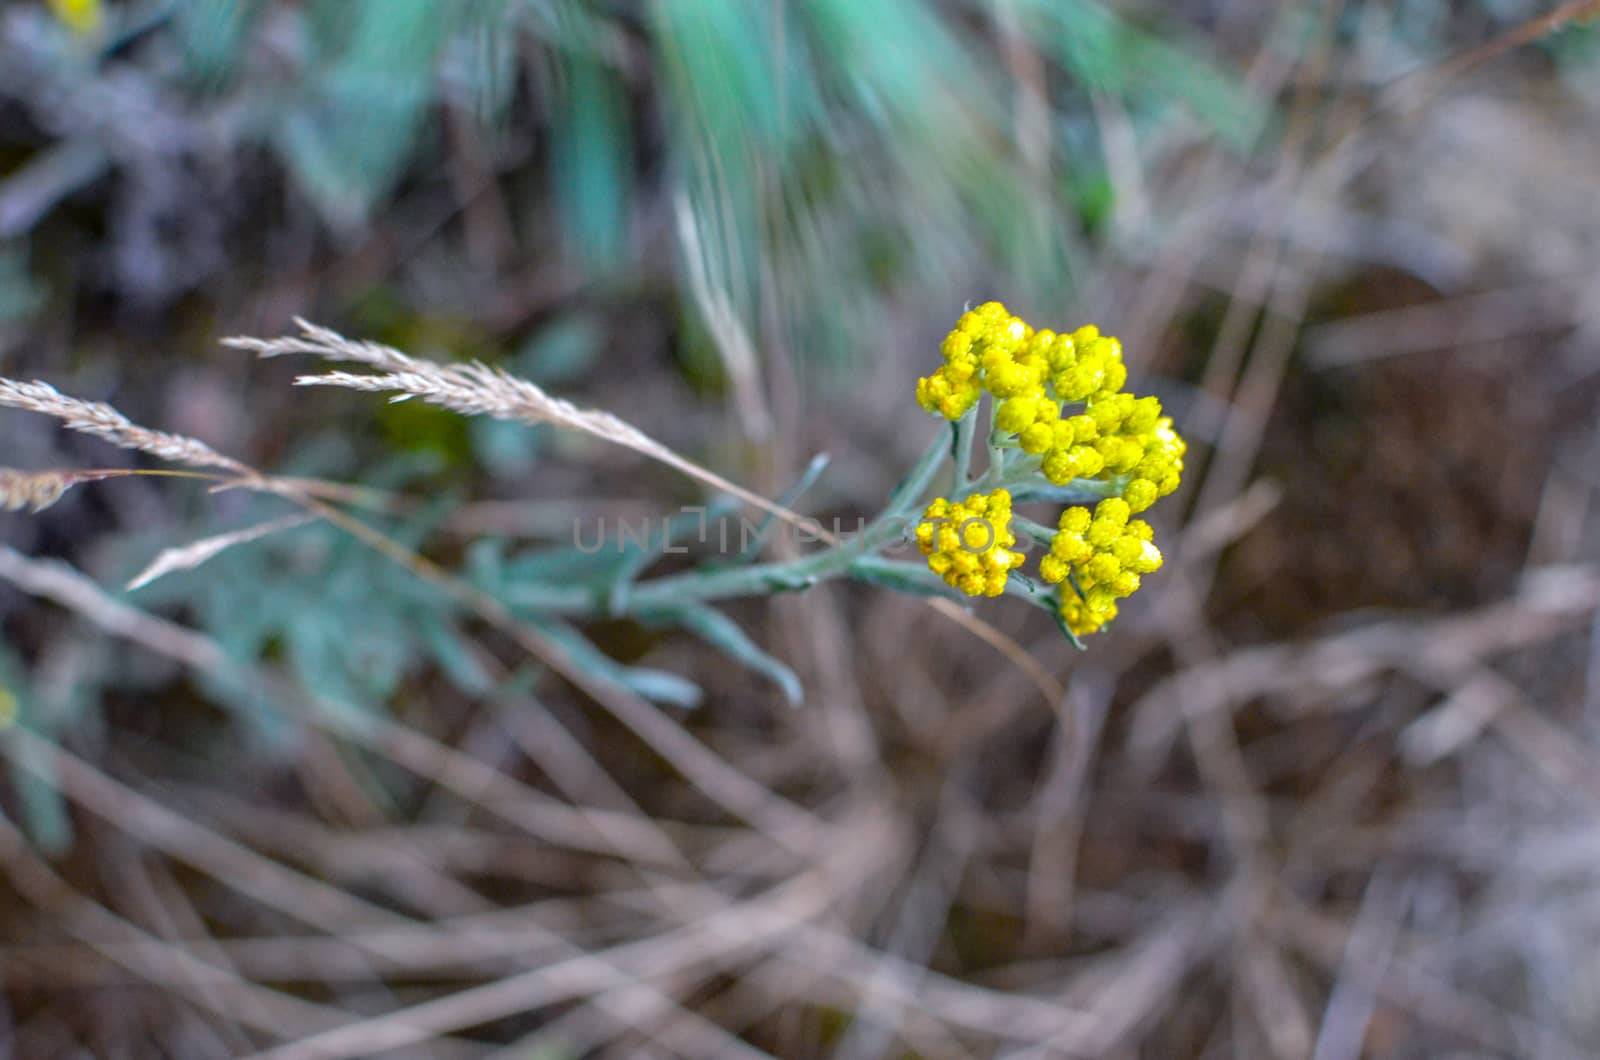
[987,429,1009,478]
[885,427,952,516]
[846,555,1059,613]
[486,416,1113,627]
[951,413,976,487]
[495,473,1089,622]
[1013,516,1058,545]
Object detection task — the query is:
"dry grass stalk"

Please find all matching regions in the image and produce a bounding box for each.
[127,513,317,591]
[0,545,226,673]
[0,467,109,512]
[0,467,79,512]
[224,319,804,530]
[0,467,228,514]
[0,378,249,474]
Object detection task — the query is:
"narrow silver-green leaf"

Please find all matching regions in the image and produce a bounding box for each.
[650,604,803,707]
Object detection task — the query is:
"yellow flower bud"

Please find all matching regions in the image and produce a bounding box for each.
[1059,507,1092,534]
[1087,518,1120,549]
[941,330,973,360]
[1041,450,1075,483]
[1047,335,1077,372]
[1126,396,1161,434]
[916,490,1025,598]
[1020,423,1054,454]
[1074,446,1106,478]
[1124,478,1158,513]
[1096,497,1131,527]
[1039,555,1067,584]
[995,398,1038,434]
[1086,552,1121,583]
[1065,414,1098,443]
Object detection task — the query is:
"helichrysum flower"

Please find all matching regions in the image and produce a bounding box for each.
[1037,498,1164,636]
[915,303,1187,634]
[917,302,1040,421]
[915,488,1025,597]
[919,303,1183,499]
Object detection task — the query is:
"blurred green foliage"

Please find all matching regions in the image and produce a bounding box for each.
[0,0,1274,776]
[0,644,71,853]
[1,0,1268,358]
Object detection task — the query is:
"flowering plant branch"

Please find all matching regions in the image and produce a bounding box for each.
[460,301,1185,647]
[0,305,1184,713]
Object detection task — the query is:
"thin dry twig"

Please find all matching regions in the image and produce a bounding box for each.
[1,727,417,940]
[0,545,227,672]
[1385,0,1600,114]
[0,814,358,1045]
[241,811,898,1060]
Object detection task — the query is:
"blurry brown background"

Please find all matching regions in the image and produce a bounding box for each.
[3,0,1600,1057]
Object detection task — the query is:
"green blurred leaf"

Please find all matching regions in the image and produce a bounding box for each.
[608,498,740,615]
[420,614,494,697]
[470,317,600,476]
[646,603,803,706]
[847,558,964,601]
[275,0,455,225]
[552,3,631,271]
[0,247,44,324]
[470,417,545,478]
[653,0,806,317]
[515,316,600,385]
[801,0,985,133]
[536,619,703,709]
[1025,0,1267,151]
[0,649,71,853]
[174,0,262,87]
[468,536,630,593]
[443,0,521,129]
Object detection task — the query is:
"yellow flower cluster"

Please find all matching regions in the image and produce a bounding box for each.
[914,489,1025,597]
[49,0,102,34]
[1037,498,1164,636]
[916,302,1187,634]
[918,303,1185,512]
[915,301,1024,420]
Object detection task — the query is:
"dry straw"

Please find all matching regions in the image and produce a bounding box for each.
[0,467,87,512]
[0,379,249,474]
[223,318,803,530]
[0,467,217,514]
